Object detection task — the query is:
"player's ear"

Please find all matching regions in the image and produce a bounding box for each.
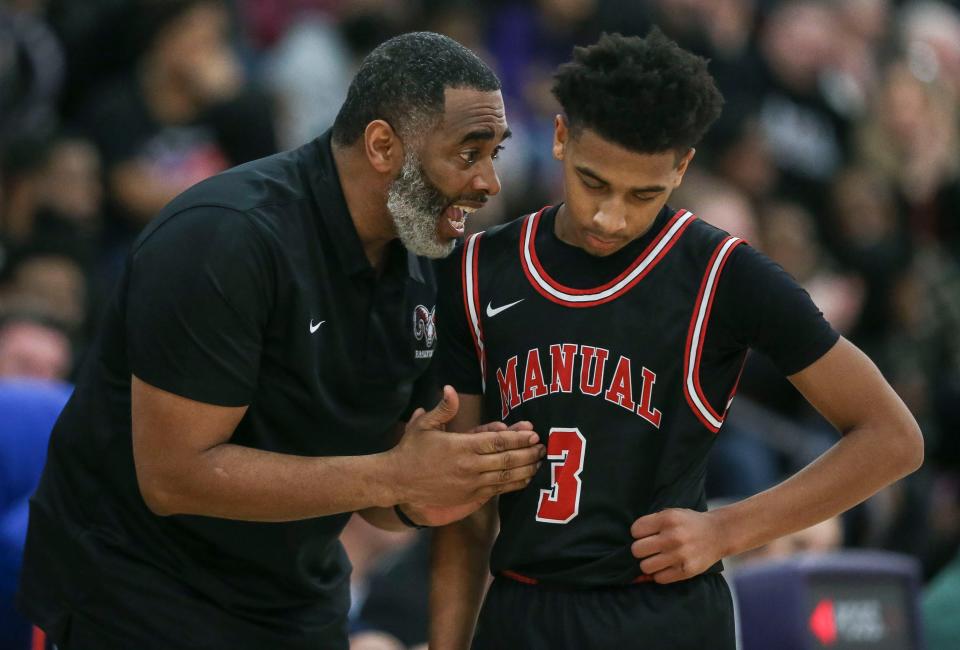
[672,148,696,187]
[553,114,568,161]
[364,120,402,174]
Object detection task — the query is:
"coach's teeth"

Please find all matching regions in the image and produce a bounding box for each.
[457,205,477,214]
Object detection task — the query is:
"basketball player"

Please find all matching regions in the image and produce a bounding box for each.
[429,31,923,650]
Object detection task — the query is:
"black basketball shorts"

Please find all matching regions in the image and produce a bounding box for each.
[472,572,735,650]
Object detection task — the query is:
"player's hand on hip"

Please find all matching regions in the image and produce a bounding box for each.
[629,508,726,584]
[390,386,544,507]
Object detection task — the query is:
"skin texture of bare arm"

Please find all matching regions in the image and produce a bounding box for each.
[428,393,500,650]
[630,337,924,583]
[131,378,543,521]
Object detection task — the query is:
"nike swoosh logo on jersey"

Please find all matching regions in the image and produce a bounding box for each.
[486,299,524,318]
[309,319,325,333]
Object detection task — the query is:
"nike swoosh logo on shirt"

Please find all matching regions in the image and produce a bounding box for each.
[309,319,325,334]
[486,299,524,318]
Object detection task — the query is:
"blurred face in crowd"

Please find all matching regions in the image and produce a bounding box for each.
[386,87,508,258]
[13,256,87,328]
[157,1,230,67]
[762,2,838,92]
[552,117,693,257]
[39,139,102,222]
[152,0,240,101]
[0,320,71,381]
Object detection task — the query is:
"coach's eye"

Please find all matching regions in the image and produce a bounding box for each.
[492,145,505,160]
[460,150,478,165]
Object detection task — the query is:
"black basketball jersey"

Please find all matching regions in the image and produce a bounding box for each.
[438,204,838,588]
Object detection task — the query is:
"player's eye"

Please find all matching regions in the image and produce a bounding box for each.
[634,194,657,202]
[580,175,605,190]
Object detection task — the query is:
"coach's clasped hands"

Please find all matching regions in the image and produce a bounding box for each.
[387,386,545,527]
[630,508,727,584]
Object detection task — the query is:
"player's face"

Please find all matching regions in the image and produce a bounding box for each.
[387,88,509,258]
[553,117,694,257]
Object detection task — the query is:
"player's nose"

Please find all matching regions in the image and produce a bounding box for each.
[592,200,627,235]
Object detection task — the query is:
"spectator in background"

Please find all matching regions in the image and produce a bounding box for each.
[0,2,64,145]
[3,251,87,333]
[0,378,71,650]
[0,312,71,381]
[924,549,960,649]
[899,1,960,97]
[856,58,960,249]
[755,1,851,220]
[828,166,911,345]
[79,0,276,246]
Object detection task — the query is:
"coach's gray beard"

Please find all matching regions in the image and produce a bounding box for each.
[386,152,457,259]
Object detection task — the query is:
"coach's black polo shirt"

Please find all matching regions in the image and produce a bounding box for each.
[18,130,439,650]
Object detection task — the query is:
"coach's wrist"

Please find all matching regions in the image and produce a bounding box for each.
[364,451,405,509]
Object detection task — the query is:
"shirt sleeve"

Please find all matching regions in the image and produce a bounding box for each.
[709,243,840,376]
[126,206,275,406]
[435,245,484,395]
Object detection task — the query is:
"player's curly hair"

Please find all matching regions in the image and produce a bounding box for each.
[333,32,500,146]
[552,30,723,156]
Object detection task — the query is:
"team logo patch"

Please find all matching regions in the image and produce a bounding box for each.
[413,304,437,358]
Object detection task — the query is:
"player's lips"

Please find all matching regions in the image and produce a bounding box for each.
[584,232,623,252]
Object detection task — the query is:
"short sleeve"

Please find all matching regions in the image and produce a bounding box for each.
[126,207,275,406]
[435,246,484,395]
[709,244,840,376]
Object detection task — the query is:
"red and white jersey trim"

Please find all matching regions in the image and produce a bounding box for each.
[520,207,696,307]
[463,232,487,391]
[683,235,746,432]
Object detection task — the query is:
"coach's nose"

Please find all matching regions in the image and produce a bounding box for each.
[472,158,502,197]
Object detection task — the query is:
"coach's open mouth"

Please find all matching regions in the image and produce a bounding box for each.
[441,203,479,238]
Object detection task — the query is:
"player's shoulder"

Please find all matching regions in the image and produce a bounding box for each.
[680,208,735,245]
[473,208,537,245]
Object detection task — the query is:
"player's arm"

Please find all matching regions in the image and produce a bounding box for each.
[642,338,922,583]
[721,338,922,548]
[632,337,922,582]
[630,245,924,582]
[429,393,501,650]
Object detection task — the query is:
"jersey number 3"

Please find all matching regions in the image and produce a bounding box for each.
[535,427,586,524]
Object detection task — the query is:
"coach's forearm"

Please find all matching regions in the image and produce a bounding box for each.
[141,443,398,521]
[430,502,498,650]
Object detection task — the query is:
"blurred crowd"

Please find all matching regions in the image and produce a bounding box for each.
[1,0,960,648]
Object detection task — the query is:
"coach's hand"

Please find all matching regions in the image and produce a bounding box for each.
[402,419,535,526]
[387,386,544,509]
[629,508,726,584]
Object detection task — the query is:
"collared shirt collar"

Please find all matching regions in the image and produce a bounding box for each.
[307,129,374,277]
[307,129,429,283]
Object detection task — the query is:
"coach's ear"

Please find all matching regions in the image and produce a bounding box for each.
[553,114,568,161]
[364,119,402,175]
